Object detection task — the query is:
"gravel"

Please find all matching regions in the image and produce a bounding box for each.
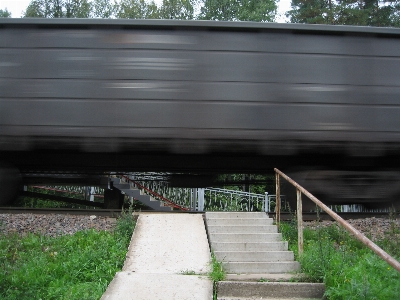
[0,213,117,238]
[0,213,398,242]
[304,217,400,242]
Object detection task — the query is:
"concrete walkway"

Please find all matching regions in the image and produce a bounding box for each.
[101,213,213,300]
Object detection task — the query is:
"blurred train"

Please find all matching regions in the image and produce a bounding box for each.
[1,18,400,209]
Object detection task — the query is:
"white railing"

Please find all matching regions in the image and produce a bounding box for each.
[202,188,268,212]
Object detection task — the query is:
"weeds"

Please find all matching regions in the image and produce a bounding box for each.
[208,251,226,300]
[0,208,136,300]
[209,251,226,282]
[280,219,400,300]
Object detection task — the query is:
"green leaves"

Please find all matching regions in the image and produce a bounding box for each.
[117,0,160,19]
[25,0,92,18]
[199,0,277,22]
[22,0,279,21]
[0,8,12,17]
[287,0,400,27]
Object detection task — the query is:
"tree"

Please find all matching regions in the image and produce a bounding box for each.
[286,0,333,24]
[117,0,160,19]
[287,0,400,27]
[198,0,277,22]
[0,8,12,17]
[92,0,117,18]
[24,0,91,18]
[159,0,194,19]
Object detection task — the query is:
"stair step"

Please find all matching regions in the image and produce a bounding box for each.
[209,233,282,242]
[224,273,306,282]
[217,297,322,300]
[113,183,131,190]
[111,178,172,211]
[214,251,294,262]
[206,212,269,219]
[207,225,277,233]
[217,281,325,299]
[211,241,288,251]
[223,261,301,274]
[206,218,273,226]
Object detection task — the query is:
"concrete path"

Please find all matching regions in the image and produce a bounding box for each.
[101,213,213,300]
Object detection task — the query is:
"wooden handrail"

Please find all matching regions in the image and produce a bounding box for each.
[274,168,400,272]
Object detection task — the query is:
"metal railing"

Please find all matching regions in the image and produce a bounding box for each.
[30,186,104,201]
[203,188,268,211]
[274,168,400,272]
[121,175,188,211]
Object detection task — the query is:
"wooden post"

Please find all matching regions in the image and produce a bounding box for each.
[297,188,303,256]
[275,172,280,227]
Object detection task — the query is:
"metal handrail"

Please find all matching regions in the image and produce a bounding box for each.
[274,168,400,272]
[121,175,188,211]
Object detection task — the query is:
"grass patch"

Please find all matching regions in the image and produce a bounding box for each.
[0,209,136,300]
[280,219,400,300]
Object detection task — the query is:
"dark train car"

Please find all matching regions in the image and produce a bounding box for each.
[1,18,400,207]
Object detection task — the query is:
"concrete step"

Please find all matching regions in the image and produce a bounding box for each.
[111,180,172,211]
[209,233,282,242]
[206,217,273,226]
[217,281,325,299]
[223,261,301,274]
[224,273,307,282]
[207,225,277,233]
[206,211,269,219]
[217,297,324,300]
[215,251,294,262]
[113,183,131,190]
[206,212,269,219]
[211,241,288,252]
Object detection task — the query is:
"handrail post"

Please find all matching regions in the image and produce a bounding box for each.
[297,189,304,256]
[264,192,268,212]
[275,172,281,227]
[274,168,400,272]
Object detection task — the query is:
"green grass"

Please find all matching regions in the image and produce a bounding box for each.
[209,251,226,300]
[280,219,400,300]
[0,209,136,300]
[208,251,226,282]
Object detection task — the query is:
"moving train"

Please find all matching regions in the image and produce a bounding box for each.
[1,18,400,208]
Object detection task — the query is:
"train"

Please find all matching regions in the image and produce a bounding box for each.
[1,18,400,209]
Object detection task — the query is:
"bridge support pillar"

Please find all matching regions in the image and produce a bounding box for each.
[104,188,124,209]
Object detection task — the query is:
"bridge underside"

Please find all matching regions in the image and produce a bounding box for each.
[4,149,400,174]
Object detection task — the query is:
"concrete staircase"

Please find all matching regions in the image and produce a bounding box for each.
[205,212,325,299]
[111,178,172,211]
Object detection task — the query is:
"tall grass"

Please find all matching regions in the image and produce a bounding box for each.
[0,209,136,300]
[280,219,400,300]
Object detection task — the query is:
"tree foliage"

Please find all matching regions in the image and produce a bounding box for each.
[287,0,400,27]
[25,0,92,18]
[23,0,278,21]
[198,0,277,21]
[92,0,117,18]
[160,0,194,19]
[0,8,12,18]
